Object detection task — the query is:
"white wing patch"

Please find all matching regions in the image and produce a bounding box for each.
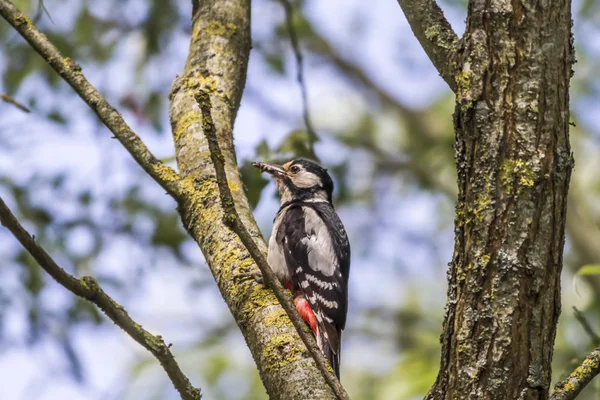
[301,207,338,277]
[305,273,338,290]
[309,293,338,309]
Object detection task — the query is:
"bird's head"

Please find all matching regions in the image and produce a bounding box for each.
[253,159,334,205]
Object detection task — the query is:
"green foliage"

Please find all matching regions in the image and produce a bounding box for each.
[577,265,600,276]
[239,160,269,209]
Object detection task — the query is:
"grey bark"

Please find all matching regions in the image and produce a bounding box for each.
[427,0,574,399]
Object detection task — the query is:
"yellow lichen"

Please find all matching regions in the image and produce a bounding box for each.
[481,254,491,266]
[263,333,304,372]
[182,74,219,93]
[264,309,292,329]
[62,57,81,72]
[243,285,277,319]
[562,381,575,392]
[204,21,238,37]
[499,159,536,193]
[14,14,33,26]
[456,70,471,102]
[173,111,203,142]
[425,26,440,41]
[227,180,240,193]
[151,164,182,187]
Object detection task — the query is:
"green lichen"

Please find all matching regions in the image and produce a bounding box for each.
[456,70,472,109]
[62,57,82,72]
[456,187,493,227]
[242,285,277,320]
[499,159,536,193]
[472,192,492,223]
[14,14,33,27]
[457,342,470,353]
[425,25,441,42]
[424,25,457,50]
[481,254,491,266]
[182,75,219,93]
[263,333,304,372]
[203,21,238,37]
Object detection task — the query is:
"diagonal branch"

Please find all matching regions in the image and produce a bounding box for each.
[1,93,31,112]
[0,0,185,200]
[573,306,600,346]
[551,346,600,400]
[195,90,349,400]
[395,0,459,92]
[0,196,201,400]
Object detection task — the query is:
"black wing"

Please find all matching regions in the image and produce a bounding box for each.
[278,203,350,376]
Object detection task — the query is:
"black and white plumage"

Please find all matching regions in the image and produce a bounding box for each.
[254,159,351,378]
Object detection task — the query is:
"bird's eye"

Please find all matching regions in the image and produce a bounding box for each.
[290,165,301,173]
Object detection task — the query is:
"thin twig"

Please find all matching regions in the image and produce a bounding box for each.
[0,196,201,400]
[1,93,30,113]
[573,306,600,346]
[395,0,459,92]
[0,0,185,200]
[551,346,600,400]
[277,0,319,148]
[195,90,349,400]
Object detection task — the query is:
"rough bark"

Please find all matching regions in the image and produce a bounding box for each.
[427,0,574,399]
[168,1,336,398]
[395,0,459,91]
[551,345,600,400]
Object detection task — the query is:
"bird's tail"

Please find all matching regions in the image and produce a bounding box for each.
[317,325,342,378]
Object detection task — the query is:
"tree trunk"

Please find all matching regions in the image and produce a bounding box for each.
[427,0,574,399]
[168,1,336,398]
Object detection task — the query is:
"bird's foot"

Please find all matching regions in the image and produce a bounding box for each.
[234,270,264,285]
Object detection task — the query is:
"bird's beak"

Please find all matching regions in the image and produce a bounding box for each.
[252,161,286,177]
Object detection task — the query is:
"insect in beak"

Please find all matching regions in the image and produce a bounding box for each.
[252,161,286,177]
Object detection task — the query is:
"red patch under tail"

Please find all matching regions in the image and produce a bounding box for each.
[294,297,318,334]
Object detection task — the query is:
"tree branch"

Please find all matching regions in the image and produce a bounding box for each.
[1,93,30,112]
[0,196,201,400]
[551,346,600,400]
[573,307,600,346]
[0,0,185,200]
[276,0,318,147]
[170,1,342,397]
[195,91,349,400]
[395,0,459,92]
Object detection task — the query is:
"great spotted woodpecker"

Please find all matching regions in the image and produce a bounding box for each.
[253,159,351,378]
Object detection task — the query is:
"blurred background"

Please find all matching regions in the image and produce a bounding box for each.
[1,0,600,399]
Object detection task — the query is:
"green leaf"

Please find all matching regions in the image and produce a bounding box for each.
[47,111,67,125]
[577,265,600,276]
[276,129,318,160]
[239,160,269,210]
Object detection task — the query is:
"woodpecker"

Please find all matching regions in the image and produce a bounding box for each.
[253,158,350,378]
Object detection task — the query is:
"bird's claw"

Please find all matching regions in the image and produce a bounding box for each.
[234,270,264,285]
